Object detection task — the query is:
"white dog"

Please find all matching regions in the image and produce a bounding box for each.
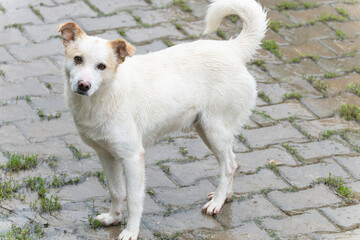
[59,0,267,239]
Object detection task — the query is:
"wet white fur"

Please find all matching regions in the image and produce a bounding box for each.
[63,0,267,239]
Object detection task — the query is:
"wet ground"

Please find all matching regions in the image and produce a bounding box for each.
[1,0,360,239]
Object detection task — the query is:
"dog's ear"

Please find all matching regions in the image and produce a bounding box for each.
[58,22,84,47]
[110,39,136,63]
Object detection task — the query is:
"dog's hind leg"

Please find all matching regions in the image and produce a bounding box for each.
[197,120,238,215]
[95,149,125,225]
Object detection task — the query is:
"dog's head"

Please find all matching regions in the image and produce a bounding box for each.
[58,22,135,96]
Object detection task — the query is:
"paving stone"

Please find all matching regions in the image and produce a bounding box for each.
[145,142,185,165]
[179,20,206,37]
[0,47,15,63]
[0,124,27,145]
[7,39,63,61]
[250,110,277,127]
[175,137,213,159]
[39,75,64,94]
[287,5,339,24]
[216,195,285,228]
[192,222,271,240]
[335,156,360,179]
[266,59,325,82]
[24,22,64,43]
[1,0,54,9]
[324,73,360,96]
[242,122,307,148]
[151,0,173,8]
[30,95,68,113]
[0,58,60,81]
[76,13,137,32]
[261,210,337,236]
[279,23,333,44]
[0,8,42,29]
[253,49,283,64]
[135,41,168,55]
[316,228,360,240]
[247,65,276,84]
[333,3,360,20]
[279,159,351,188]
[154,180,214,206]
[297,117,360,138]
[257,83,291,104]
[17,114,77,142]
[328,21,360,39]
[132,8,187,25]
[0,100,38,122]
[345,131,360,146]
[263,29,288,45]
[288,140,354,162]
[166,158,218,186]
[88,0,148,14]
[318,54,360,72]
[187,0,208,18]
[125,23,184,43]
[93,30,122,41]
[60,133,95,154]
[280,40,336,61]
[236,146,296,173]
[266,10,293,25]
[56,155,103,176]
[257,100,316,120]
[146,165,177,188]
[301,94,360,118]
[143,194,164,214]
[0,29,28,46]
[56,178,107,202]
[38,2,97,23]
[2,137,73,159]
[233,169,288,194]
[322,37,360,56]
[143,208,222,235]
[268,185,342,213]
[321,204,360,228]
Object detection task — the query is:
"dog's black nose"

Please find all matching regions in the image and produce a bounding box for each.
[78,80,91,92]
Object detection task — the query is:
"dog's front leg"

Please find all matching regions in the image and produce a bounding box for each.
[118,151,145,240]
[95,149,125,225]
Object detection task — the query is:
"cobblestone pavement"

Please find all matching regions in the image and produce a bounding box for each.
[1,0,360,239]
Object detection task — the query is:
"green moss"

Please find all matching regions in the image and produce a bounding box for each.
[4,23,25,32]
[216,28,226,40]
[258,90,272,104]
[335,29,346,40]
[173,0,192,13]
[29,4,44,21]
[268,21,283,33]
[68,144,91,160]
[261,40,282,58]
[338,104,360,122]
[4,153,38,172]
[283,92,302,100]
[347,83,360,96]
[250,59,267,71]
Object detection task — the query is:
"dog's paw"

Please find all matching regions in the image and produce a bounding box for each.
[118,229,138,240]
[202,194,226,215]
[95,212,121,226]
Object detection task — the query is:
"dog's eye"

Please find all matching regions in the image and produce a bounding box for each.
[98,63,106,70]
[74,56,82,64]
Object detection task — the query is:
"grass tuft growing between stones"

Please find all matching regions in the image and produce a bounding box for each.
[216,28,226,40]
[282,143,305,163]
[347,83,360,96]
[305,75,328,97]
[268,21,283,32]
[117,28,126,37]
[290,54,319,63]
[173,0,192,13]
[258,90,272,104]
[336,8,349,18]
[88,215,103,229]
[250,59,267,71]
[4,23,25,32]
[29,4,44,22]
[276,1,318,10]
[338,104,360,122]
[261,40,282,58]
[68,144,91,160]
[324,71,339,78]
[283,92,302,100]
[83,0,105,17]
[31,195,61,213]
[319,173,353,200]
[317,13,346,24]
[0,177,19,201]
[162,38,174,47]
[132,15,150,28]
[2,153,38,172]
[335,29,346,40]
[0,69,5,77]
[0,223,45,240]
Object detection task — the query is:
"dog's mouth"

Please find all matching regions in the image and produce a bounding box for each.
[75,90,89,96]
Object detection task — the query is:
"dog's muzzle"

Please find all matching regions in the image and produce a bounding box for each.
[76,80,91,95]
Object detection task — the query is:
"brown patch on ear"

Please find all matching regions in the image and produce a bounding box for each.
[110,39,136,63]
[58,22,84,47]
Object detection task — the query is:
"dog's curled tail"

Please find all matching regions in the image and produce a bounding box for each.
[204,0,268,62]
